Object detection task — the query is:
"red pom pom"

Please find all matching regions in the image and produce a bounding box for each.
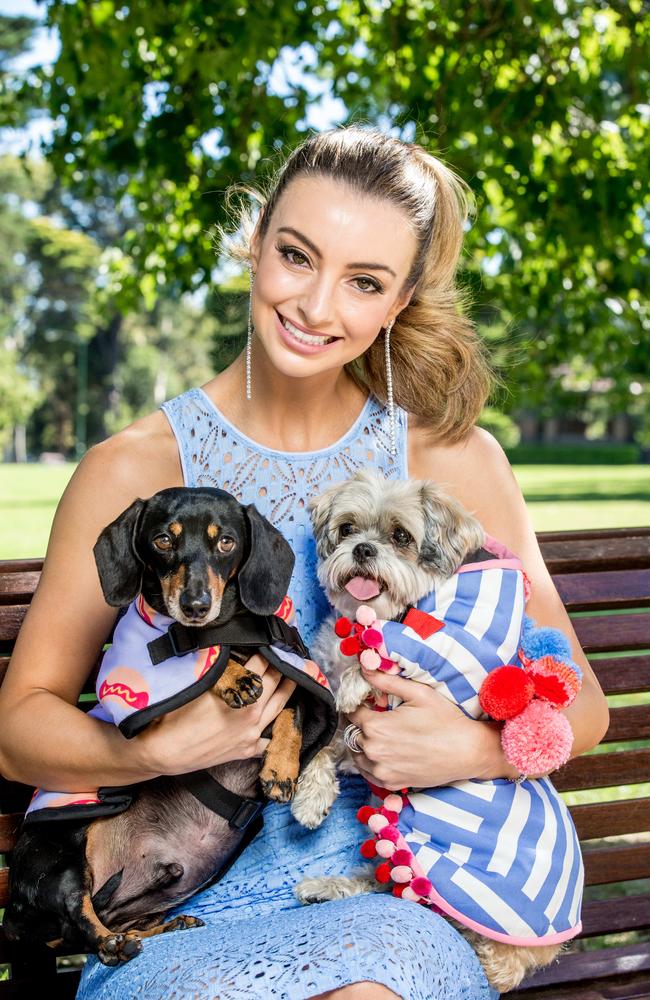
[360,838,378,859]
[392,849,413,866]
[380,808,399,824]
[528,656,581,708]
[392,884,406,897]
[334,617,352,638]
[479,666,535,720]
[340,635,363,656]
[375,862,392,884]
[411,876,433,897]
[356,805,375,824]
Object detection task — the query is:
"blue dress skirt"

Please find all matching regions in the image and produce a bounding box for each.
[76,775,497,999]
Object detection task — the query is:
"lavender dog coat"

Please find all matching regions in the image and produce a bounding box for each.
[359,536,584,947]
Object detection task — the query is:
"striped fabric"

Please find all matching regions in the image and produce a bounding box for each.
[377,539,584,945]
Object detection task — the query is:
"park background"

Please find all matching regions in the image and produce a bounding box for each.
[0,0,648,558]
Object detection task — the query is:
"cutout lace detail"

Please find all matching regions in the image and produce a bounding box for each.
[161,388,409,646]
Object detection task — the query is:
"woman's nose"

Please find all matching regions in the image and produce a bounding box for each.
[297,273,337,333]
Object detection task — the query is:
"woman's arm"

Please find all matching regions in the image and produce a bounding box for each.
[349,426,610,790]
[0,416,293,791]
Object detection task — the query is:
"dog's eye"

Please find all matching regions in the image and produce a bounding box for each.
[217,535,236,553]
[153,534,173,552]
[392,526,412,547]
[338,523,355,539]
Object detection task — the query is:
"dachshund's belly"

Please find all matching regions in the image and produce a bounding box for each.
[87,762,260,930]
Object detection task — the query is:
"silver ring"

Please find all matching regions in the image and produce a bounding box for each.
[343,724,364,754]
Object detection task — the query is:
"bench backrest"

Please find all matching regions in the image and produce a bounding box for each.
[1,529,650,998]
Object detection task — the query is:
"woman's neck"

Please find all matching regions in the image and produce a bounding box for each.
[202,352,369,453]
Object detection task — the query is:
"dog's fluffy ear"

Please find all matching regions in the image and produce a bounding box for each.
[93,498,146,607]
[419,484,484,578]
[308,482,342,560]
[238,504,295,615]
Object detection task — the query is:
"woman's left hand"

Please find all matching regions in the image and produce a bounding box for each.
[346,666,489,790]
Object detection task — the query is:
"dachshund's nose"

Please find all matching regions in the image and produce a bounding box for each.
[353,542,377,562]
[180,590,211,620]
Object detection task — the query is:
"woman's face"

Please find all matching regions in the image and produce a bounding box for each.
[249,175,417,381]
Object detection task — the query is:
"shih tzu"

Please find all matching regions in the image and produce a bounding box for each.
[290,470,574,994]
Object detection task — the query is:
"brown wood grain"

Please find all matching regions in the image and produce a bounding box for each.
[580,893,650,937]
[508,970,650,999]
[603,704,650,742]
[0,606,28,645]
[553,569,650,611]
[583,842,650,886]
[591,655,650,695]
[0,814,21,852]
[510,940,650,991]
[553,748,650,791]
[0,572,40,607]
[539,528,650,543]
[573,613,650,653]
[0,866,8,908]
[570,797,650,841]
[539,535,650,574]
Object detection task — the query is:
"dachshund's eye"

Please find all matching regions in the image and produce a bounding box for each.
[338,523,355,539]
[392,526,412,547]
[217,535,236,553]
[153,534,173,552]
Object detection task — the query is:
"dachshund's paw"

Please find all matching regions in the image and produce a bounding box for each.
[97,932,142,966]
[161,915,204,934]
[260,769,298,803]
[220,671,264,708]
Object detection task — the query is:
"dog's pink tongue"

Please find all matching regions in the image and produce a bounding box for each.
[345,576,381,600]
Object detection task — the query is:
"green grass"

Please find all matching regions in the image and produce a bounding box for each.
[0,462,649,559]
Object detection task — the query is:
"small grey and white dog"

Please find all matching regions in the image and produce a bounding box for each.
[290,469,560,994]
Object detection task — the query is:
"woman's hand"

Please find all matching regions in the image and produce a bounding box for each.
[346,667,517,790]
[136,654,296,777]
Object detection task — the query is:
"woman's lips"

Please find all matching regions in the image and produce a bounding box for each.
[274,309,340,355]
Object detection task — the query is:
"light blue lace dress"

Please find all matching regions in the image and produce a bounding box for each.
[76,387,497,1000]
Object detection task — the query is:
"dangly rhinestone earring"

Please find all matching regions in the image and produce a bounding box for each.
[246,263,254,401]
[384,319,396,457]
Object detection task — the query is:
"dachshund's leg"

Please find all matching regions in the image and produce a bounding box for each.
[214,657,263,708]
[259,702,303,802]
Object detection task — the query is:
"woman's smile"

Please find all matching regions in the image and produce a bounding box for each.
[274,308,341,354]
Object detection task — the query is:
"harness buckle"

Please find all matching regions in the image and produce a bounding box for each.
[168,623,200,658]
[230,798,264,831]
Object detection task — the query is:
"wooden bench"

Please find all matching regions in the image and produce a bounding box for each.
[1,527,650,998]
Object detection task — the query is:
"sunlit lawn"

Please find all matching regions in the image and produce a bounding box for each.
[0,462,649,559]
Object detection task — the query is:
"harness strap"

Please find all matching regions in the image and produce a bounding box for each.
[147,612,309,665]
[174,771,265,831]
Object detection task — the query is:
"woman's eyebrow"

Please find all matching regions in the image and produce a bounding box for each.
[276,226,397,278]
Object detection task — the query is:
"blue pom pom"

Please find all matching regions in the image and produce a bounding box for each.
[520,615,582,680]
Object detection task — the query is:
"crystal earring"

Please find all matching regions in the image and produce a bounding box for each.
[384,319,396,457]
[246,263,254,401]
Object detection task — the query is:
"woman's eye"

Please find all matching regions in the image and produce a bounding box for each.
[217,535,236,553]
[353,276,382,294]
[277,244,309,267]
[339,523,355,538]
[153,534,173,552]
[392,527,411,547]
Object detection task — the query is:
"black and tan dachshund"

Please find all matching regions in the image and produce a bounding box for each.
[4,487,336,965]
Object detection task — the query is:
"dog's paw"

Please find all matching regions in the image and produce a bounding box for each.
[259,769,298,803]
[220,671,264,708]
[160,915,204,934]
[97,932,142,966]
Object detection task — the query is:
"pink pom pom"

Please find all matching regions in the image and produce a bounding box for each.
[356,605,376,627]
[368,813,389,834]
[376,839,396,858]
[381,825,400,843]
[401,885,421,902]
[391,865,413,884]
[383,794,403,814]
[378,657,397,672]
[411,876,433,897]
[360,649,381,670]
[361,627,383,648]
[502,700,574,774]
[392,849,413,866]
[379,808,399,824]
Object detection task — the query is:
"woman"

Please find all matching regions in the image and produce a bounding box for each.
[0,126,609,999]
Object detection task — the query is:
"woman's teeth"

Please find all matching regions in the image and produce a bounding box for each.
[281,314,334,346]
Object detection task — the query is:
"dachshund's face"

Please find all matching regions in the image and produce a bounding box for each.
[94,487,295,623]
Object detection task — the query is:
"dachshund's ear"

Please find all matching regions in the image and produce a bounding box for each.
[93,498,146,607]
[238,504,295,616]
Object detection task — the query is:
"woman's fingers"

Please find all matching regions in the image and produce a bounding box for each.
[258,676,297,730]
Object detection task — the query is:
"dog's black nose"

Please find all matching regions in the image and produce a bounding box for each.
[353,542,377,562]
[180,591,211,619]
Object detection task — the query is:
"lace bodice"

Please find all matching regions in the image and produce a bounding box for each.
[161,387,409,645]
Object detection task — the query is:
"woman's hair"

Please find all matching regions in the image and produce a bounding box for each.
[217,125,493,443]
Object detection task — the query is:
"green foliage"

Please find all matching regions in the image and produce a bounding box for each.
[478,406,521,449]
[507,442,642,464]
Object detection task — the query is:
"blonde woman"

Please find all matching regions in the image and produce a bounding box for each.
[0,126,608,999]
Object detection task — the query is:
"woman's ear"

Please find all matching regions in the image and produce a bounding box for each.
[93,498,146,607]
[238,504,295,615]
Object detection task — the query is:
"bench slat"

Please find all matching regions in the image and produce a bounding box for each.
[0,572,40,607]
[553,569,650,611]
[583,843,650,886]
[539,528,650,543]
[513,940,650,991]
[539,535,650,573]
[554,748,650,791]
[511,970,650,999]
[0,813,21,852]
[581,893,650,937]
[592,655,650,695]
[571,797,650,841]
[0,607,29,645]
[573,613,650,653]
[603,705,650,743]
[0,866,8,906]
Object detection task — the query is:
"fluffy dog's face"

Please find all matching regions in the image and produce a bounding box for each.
[310,470,485,619]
